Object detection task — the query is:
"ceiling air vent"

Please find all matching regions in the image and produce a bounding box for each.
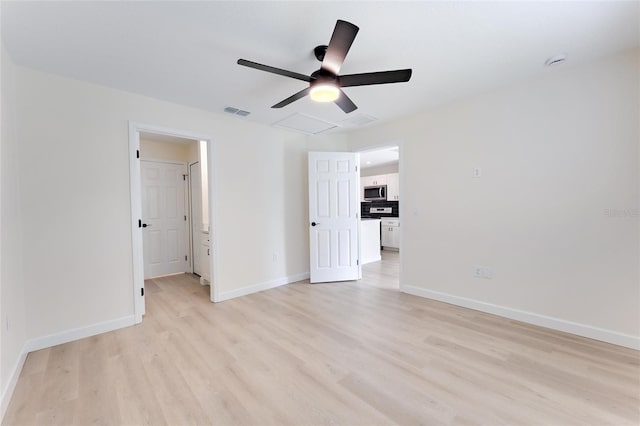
[224,106,251,117]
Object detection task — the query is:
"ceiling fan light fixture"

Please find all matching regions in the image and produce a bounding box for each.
[310,83,340,102]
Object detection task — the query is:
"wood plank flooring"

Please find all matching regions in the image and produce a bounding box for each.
[4,253,639,425]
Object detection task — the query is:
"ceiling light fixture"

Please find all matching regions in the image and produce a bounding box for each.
[310,83,340,103]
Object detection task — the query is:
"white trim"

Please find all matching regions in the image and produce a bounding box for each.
[400,284,640,350]
[353,141,403,287]
[139,158,187,166]
[1,315,136,422]
[1,344,28,421]
[25,316,136,353]
[206,139,221,302]
[128,122,143,322]
[128,122,220,319]
[216,272,310,302]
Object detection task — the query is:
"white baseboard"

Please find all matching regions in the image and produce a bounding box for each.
[25,315,136,353]
[216,272,310,302]
[400,284,640,350]
[1,314,135,422]
[1,343,28,421]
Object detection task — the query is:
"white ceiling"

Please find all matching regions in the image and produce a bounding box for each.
[360,147,399,169]
[2,1,638,135]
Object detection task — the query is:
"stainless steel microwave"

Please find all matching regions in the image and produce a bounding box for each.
[364,185,387,201]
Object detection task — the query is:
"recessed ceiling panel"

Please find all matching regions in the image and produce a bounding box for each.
[273,113,338,135]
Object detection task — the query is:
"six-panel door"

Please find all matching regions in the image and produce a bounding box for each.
[141,161,189,279]
[308,152,360,283]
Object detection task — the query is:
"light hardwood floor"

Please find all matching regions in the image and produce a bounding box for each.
[4,256,639,425]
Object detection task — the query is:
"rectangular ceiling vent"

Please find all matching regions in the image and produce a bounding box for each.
[224,106,251,117]
[273,113,338,135]
[342,113,377,127]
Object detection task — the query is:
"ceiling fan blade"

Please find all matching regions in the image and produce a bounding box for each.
[338,69,412,87]
[322,20,359,75]
[238,59,312,82]
[334,89,357,113]
[271,87,311,108]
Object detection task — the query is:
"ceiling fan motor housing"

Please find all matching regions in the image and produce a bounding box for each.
[314,45,328,62]
[310,68,337,83]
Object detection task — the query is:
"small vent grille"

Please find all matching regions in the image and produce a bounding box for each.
[224,106,251,117]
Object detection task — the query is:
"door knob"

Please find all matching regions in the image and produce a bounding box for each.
[311,222,320,227]
[142,223,151,228]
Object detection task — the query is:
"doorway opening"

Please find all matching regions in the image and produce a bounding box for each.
[129,122,218,324]
[358,145,401,290]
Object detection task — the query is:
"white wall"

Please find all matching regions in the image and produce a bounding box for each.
[345,49,640,347]
[139,138,194,162]
[14,66,310,339]
[0,43,28,414]
[361,163,399,177]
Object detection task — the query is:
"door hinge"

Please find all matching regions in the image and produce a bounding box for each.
[357,259,359,265]
[136,149,139,159]
[183,174,186,181]
[141,288,144,297]
[185,255,188,261]
[184,215,187,221]
[138,219,142,228]
[355,165,358,172]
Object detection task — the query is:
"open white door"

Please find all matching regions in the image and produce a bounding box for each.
[308,152,360,283]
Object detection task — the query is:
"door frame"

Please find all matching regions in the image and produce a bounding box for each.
[129,122,219,324]
[354,142,404,289]
[188,160,201,277]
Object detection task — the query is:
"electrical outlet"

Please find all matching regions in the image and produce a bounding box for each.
[473,167,482,178]
[473,266,483,278]
[483,266,493,279]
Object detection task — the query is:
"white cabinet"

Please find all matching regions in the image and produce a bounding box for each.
[361,175,387,186]
[360,219,381,264]
[199,232,211,285]
[385,173,399,201]
[381,219,400,250]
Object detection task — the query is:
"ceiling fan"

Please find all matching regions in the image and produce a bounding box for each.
[237,20,412,113]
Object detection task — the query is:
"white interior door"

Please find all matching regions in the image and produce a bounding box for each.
[190,161,202,276]
[142,161,189,279]
[308,152,360,283]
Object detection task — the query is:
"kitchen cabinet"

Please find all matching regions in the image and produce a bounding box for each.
[199,232,211,285]
[361,175,387,187]
[381,219,400,250]
[360,219,381,264]
[385,173,399,201]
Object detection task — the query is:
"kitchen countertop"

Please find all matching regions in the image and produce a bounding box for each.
[361,217,398,220]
